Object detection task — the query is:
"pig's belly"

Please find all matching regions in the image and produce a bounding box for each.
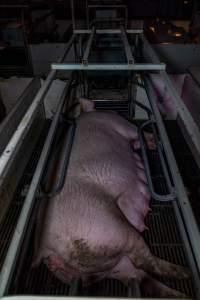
[67,127,150,232]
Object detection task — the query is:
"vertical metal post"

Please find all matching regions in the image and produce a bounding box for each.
[120,25,134,64]
[82,26,95,65]
[71,0,76,31]
[86,0,89,29]
[125,5,128,29]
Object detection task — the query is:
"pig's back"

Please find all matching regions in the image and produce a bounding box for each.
[68,112,138,197]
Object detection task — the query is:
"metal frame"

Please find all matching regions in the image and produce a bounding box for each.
[52,27,164,72]
[120,25,134,64]
[0,74,73,296]
[0,2,200,296]
[87,3,128,29]
[140,34,200,169]
[52,63,165,71]
[74,29,143,34]
[82,26,96,64]
[144,76,200,296]
[1,297,193,300]
[0,34,75,182]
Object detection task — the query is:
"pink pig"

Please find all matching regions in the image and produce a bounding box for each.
[33,101,190,297]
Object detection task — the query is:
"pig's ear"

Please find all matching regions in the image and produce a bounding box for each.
[79,98,95,112]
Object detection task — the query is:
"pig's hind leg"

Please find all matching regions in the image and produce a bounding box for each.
[109,256,188,298]
[127,231,190,280]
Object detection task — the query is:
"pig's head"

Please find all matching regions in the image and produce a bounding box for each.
[150,74,186,120]
[79,98,96,113]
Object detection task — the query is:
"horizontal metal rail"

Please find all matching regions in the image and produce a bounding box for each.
[74,29,143,34]
[88,4,127,8]
[1,297,194,300]
[52,63,166,71]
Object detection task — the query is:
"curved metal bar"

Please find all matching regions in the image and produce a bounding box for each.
[45,121,76,198]
[138,120,176,202]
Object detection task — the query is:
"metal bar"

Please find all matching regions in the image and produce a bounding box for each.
[68,278,82,296]
[70,0,75,31]
[52,63,166,71]
[82,27,95,65]
[88,4,127,8]
[74,29,143,34]
[86,0,89,28]
[127,279,141,297]
[0,78,40,156]
[140,34,200,168]
[139,120,176,202]
[0,77,73,296]
[1,297,194,300]
[120,26,134,64]
[0,34,75,183]
[144,76,200,292]
[125,6,128,29]
[0,5,29,8]
[45,122,76,198]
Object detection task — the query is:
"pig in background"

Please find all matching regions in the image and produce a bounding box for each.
[151,73,200,128]
[33,100,191,298]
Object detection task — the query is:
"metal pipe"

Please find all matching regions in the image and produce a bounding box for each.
[0,34,75,185]
[127,279,141,297]
[68,278,82,296]
[44,121,76,198]
[88,4,127,8]
[120,26,134,64]
[52,63,166,71]
[74,29,143,34]
[82,27,95,65]
[1,297,194,300]
[70,0,76,31]
[0,80,74,298]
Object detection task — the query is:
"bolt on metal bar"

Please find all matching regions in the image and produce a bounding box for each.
[52,63,166,71]
[120,25,134,64]
[82,27,95,65]
[0,82,74,296]
[74,29,143,34]
[140,34,200,168]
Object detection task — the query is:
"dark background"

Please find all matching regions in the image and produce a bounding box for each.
[0,0,195,20]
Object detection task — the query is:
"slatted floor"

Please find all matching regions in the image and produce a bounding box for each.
[0,117,199,297]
